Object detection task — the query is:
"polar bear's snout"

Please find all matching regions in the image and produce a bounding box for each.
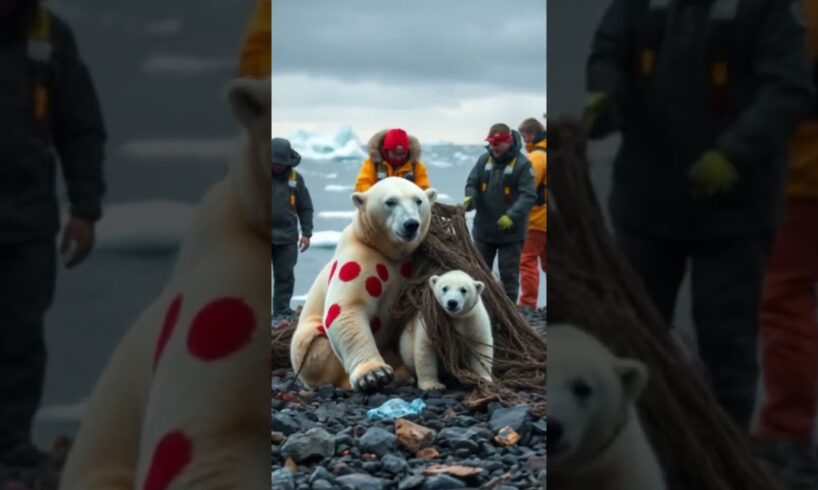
[401,218,420,238]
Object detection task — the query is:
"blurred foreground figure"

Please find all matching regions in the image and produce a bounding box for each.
[755,1,818,485]
[584,0,813,430]
[0,0,105,478]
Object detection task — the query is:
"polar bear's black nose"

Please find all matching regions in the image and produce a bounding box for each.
[447,300,458,310]
[403,219,420,234]
[547,420,563,450]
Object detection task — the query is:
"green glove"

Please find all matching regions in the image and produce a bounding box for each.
[497,214,513,230]
[688,151,738,197]
[463,196,473,210]
[581,92,612,132]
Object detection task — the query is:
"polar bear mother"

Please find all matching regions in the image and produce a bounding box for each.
[291,177,437,391]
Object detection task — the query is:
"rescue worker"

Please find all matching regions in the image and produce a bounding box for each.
[237,0,270,78]
[0,0,106,476]
[754,1,818,484]
[354,128,431,193]
[464,123,537,302]
[517,117,548,315]
[583,0,814,430]
[271,138,313,320]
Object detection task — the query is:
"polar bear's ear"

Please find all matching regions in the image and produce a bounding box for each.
[429,275,439,287]
[351,192,366,209]
[473,280,485,296]
[227,78,269,128]
[425,188,438,205]
[615,359,648,402]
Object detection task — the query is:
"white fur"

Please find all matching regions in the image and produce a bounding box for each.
[399,270,493,390]
[59,77,272,490]
[290,177,438,391]
[548,324,666,490]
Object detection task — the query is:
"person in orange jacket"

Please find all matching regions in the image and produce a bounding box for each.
[517,118,547,314]
[755,1,818,481]
[354,128,431,192]
[237,0,270,78]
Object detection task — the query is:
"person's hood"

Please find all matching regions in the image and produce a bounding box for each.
[271,137,301,168]
[367,129,422,163]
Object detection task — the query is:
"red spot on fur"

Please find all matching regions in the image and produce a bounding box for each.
[143,430,192,490]
[365,277,382,298]
[339,261,362,282]
[153,294,182,371]
[400,262,413,278]
[328,260,338,284]
[376,263,389,282]
[370,316,382,335]
[316,324,327,336]
[325,304,342,329]
[186,297,255,361]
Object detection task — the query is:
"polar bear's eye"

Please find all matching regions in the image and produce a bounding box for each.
[442,286,449,293]
[415,198,422,206]
[385,199,397,207]
[459,287,467,294]
[572,379,592,399]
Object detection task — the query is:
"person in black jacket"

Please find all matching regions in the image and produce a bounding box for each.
[271,138,313,319]
[582,0,814,430]
[0,0,106,473]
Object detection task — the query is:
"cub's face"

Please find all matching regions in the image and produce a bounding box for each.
[547,326,648,468]
[352,177,437,251]
[430,270,484,317]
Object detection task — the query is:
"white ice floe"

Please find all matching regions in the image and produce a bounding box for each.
[289,126,367,161]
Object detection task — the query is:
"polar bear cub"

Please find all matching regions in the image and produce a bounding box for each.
[547,324,666,490]
[399,270,493,390]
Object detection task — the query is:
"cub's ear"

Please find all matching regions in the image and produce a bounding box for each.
[473,280,485,296]
[429,275,439,288]
[615,358,649,402]
[351,192,366,209]
[424,188,438,205]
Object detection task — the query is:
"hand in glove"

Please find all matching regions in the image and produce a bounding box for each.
[581,92,612,132]
[497,214,514,230]
[689,151,738,197]
[463,196,473,210]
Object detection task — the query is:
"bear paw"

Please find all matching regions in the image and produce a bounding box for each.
[418,380,446,391]
[350,360,394,392]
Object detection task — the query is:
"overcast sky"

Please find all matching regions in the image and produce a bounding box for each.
[272,0,547,145]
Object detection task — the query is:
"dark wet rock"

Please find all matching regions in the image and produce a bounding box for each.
[398,474,426,490]
[336,473,388,490]
[281,428,335,463]
[422,474,466,489]
[490,405,531,436]
[359,427,397,458]
[381,453,408,475]
[271,468,295,490]
[272,414,301,436]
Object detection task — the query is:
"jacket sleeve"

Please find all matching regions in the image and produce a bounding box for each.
[414,161,431,190]
[464,157,484,201]
[587,0,631,100]
[52,18,107,222]
[716,0,815,166]
[296,173,314,238]
[507,160,537,222]
[354,159,376,192]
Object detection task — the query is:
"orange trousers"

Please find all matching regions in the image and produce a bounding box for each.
[518,230,547,308]
[757,199,818,442]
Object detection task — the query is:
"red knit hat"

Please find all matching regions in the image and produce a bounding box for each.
[382,128,410,151]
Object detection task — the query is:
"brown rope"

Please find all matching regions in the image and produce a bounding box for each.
[271,205,547,407]
[547,115,779,489]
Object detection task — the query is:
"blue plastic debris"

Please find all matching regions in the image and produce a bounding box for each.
[366,398,426,421]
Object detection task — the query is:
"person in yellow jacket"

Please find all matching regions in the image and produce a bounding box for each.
[755,1,818,482]
[516,118,547,314]
[237,0,270,78]
[354,128,431,192]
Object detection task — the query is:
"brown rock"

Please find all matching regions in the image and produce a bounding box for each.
[285,457,297,472]
[362,453,377,461]
[271,432,286,444]
[442,409,457,419]
[525,455,547,470]
[416,447,440,459]
[494,426,520,447]
[395,418,436,453]
[423,464,484,478]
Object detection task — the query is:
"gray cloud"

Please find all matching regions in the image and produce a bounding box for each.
[272,0,546,94]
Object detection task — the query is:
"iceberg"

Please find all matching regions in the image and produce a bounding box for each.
[289,126,367,161]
